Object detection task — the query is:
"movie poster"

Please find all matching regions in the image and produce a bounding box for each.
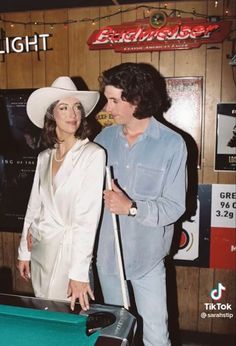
[0,89,42,232]
[215,103,236,171]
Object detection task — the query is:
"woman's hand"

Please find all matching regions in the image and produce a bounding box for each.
[27,229,33,251]
[17,260,31,281]
[67,279,95,311]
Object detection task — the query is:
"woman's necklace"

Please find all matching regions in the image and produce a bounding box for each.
[54,139,77,163]
[54,149,66,162]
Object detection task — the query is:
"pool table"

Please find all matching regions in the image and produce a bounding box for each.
[0,293,136,346]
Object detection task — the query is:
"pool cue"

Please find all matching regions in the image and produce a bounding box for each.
[105,166,129,310]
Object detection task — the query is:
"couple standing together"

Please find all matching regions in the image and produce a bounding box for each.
[18,62,187,346]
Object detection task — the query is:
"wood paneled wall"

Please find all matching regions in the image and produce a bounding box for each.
[0,1,235,334]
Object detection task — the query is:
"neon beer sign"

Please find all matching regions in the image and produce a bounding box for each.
[87,17,231,52]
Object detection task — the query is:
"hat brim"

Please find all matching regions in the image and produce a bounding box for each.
[26,87,100,128]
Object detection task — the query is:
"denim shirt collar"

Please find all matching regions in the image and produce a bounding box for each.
[117,116,160,142]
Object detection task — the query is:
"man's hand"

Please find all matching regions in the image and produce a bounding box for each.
[67,280,95,311]
[103,180,132,215]
[17,260,31,281]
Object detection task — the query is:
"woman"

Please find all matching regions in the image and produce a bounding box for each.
[18,76,105,311]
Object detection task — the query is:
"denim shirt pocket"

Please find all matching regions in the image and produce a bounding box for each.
[132,164,165,199]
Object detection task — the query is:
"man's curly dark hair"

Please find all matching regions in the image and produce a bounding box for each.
[99,62,171,119]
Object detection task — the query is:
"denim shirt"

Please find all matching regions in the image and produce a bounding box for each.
[95,117,187,279]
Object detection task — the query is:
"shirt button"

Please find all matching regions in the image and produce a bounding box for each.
[125,143,128,147]
[126,165,130,169]
[123,186,127,190]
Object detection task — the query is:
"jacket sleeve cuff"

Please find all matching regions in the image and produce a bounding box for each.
[18,247,31,261]
[68,261,90,283]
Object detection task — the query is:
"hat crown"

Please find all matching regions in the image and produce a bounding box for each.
[27,75,99,128]
[51,76,77,91]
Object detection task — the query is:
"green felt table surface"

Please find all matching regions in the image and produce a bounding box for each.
[0,304,99,346]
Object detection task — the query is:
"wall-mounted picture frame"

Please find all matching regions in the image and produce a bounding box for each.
[0,88,42,232]
[173,184,211,268]
[165,77,203,168]
[215,103,236,171]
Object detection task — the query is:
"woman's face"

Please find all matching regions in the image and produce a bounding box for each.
[53,97,82,138]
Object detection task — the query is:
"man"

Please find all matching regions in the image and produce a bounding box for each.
[95,62,187,346]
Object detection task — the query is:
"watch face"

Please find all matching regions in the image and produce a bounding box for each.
[129,207,137,216]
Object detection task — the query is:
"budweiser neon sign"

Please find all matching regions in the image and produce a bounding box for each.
[87,17,231,52]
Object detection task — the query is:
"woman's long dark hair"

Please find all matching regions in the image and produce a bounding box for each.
[41,100,91,148]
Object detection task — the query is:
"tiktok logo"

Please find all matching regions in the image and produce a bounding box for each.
[210,283,226,301]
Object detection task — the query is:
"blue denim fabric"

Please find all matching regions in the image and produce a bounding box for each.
[98,261,171,346]
[95,117,187,280]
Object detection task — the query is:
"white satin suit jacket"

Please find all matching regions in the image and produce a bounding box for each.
[18,138,105,299]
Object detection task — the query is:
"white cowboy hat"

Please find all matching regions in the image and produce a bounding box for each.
[26,76,100,128]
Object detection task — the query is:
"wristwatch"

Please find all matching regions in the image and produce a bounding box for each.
[128,200,137,217]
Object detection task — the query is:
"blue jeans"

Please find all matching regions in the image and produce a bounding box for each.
[97,260,170,346]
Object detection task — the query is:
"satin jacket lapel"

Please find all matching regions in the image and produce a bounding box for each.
[40,149,53,199]
[40,149,62,222]
[53,153,73,194]
[53,138,89,195]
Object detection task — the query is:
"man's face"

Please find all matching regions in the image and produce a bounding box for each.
[104,85,137,125]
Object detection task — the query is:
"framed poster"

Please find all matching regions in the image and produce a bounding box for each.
[0,88,42,232]
[165,77,203,168]
[173,184,211,267]
[215,103,236,171]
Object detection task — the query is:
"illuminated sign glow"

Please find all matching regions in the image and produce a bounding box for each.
[0,33,50,54]
[87,17,232,52]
